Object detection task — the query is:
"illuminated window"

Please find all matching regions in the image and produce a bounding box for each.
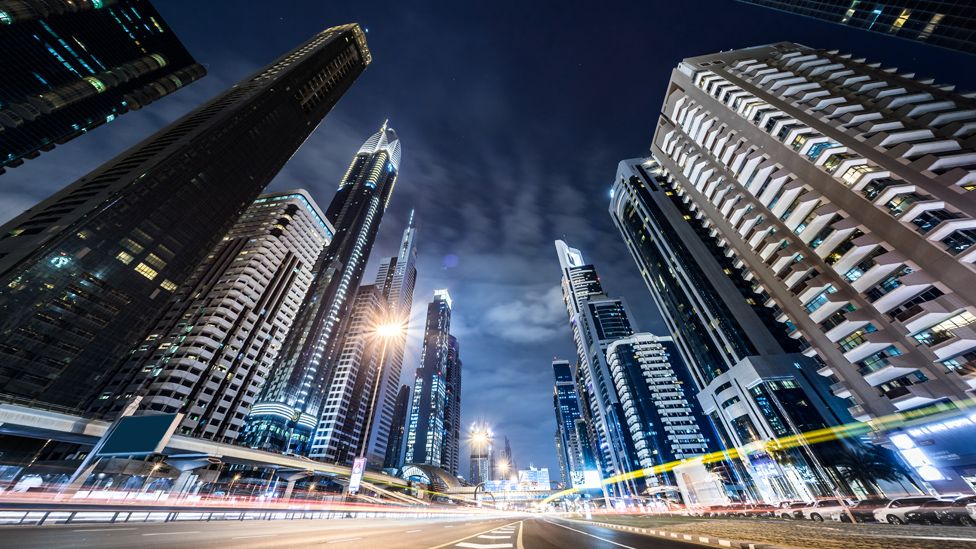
[134,262,158,280]
[160,279,177,292]
[0,10,11,24]
[120,237,144,254]
[116,251,134,265]
[841,164,877,185]
[144,253,166,270]
[892,9,910,30]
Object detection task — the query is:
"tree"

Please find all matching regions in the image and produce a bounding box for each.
[834,445,917,496]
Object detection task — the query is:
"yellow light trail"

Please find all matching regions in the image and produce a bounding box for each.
[543,398,975,504]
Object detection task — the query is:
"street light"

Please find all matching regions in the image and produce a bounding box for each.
[355,318,408,461]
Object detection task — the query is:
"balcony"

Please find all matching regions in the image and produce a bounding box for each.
[848,404,871,422]
[830,381,852,399]
[888,383,941,411]
[844,330,896,363]
[862,355,918,386]
[870,271,936,313]
[894,293,967,333]
[930,325,976,361]
[951,361,976,390]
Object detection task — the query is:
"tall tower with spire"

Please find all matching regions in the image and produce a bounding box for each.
[243,122,402,454]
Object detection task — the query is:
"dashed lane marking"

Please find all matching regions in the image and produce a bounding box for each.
[542,520,639,549]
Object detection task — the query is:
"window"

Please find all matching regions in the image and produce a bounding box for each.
[861,178,898,201]
[838,324,877,351]
[942,229,976,256]
[913,312,976,347]
[806,141,838,161]
[116,251,134,265]
[824,153,857,174]
[911,209,961,234]
[134,262,158,280]
[841,164,878,185]
[885,193,926,216]
[865,266,912,302]
[804,284,837,313]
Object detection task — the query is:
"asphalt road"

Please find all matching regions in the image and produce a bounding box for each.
[0,516,704,548]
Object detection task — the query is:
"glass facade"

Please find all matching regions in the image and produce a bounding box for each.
[0,0,204,171]
[0,23,371,411]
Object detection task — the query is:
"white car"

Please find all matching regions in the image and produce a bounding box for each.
[872,496,943,524]
[798,499,856,521]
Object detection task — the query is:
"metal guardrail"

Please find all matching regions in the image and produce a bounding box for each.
[0,502,457,526]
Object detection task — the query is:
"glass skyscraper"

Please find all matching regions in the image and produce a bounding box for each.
[0,0,205,172]
[0,23,371,410]
[243,122,402,455]
[404,290,462,476]
[738,1,976,55]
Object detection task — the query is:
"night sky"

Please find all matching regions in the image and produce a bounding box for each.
[1,0,970,479]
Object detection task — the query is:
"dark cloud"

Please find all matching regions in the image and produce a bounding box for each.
[2,0,969,480]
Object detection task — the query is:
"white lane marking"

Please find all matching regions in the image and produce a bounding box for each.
[516,520,524,549]
[327,537,362,544]
[232,534,276,539]
[406,529,424,533]
[426,520,521,549]
[73,528,137,532]
[543,520,638,549]
[142,531,200,536]
[456,544,512,549]
[478,535,512,539]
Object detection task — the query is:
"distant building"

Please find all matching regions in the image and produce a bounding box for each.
[550,359,593,487]
[468,423,492,485]
[0,23,370,410]
[383,384,412,470]
[404,290,462,476]
[244,122,401,455]
[738,0,976,55]
[0,0,205,172]
[95,191,332,442]
[308,285,386,464]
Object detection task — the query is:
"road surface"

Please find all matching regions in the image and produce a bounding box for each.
[0,516,704,548]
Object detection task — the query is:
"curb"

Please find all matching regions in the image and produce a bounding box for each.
[557,516,792,549]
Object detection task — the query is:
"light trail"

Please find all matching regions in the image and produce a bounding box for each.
[543,398,976,504]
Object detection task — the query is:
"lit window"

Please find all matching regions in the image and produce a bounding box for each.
[0,10,12,24]
[892,9,910,30]
[841,164,878,185]
[144,253,166,269]
[116,251,134,265]
[160,279,177,292]
[134,262,158,280]
[120,237,144,254]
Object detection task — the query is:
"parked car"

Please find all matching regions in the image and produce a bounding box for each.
[778,501,809,519]
[830,498,890,522]
[931,496,976,526]
[742,503,778,518]
[798,499,857,521]
[906,500,954,525]
[873,496,944,524]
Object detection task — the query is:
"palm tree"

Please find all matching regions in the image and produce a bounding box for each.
[834,445,916,496]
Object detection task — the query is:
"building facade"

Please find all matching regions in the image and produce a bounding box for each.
[0,0,205,172]
[738,1,976,55]
[243,122,401,455]
[308,285,386,464]
[551,358,592,488]
[612,156,860,503]
[364,212,418,467]
[404,290,461,476]
[644,41,976,493]
[383,384,412,470]
[0,23,370,410]
[606,333,714,489]
[93,191,332,441]
[554,240,640,496]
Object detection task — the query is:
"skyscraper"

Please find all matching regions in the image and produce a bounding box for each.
[738,1,976,55]
[383,384,412,470]
[244,122,401,455]
[308,285,386,464]
[0,23,371,410]
[605,333,714,489]
[551,358,592,487]
[0,0,205,172]
[93,190,333,441]
[364,212,418,466]
[612,155,862,503]
[554,240,636,495]
[468,423,493,485]
[640,40,976,494]
[404,289,461,475]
